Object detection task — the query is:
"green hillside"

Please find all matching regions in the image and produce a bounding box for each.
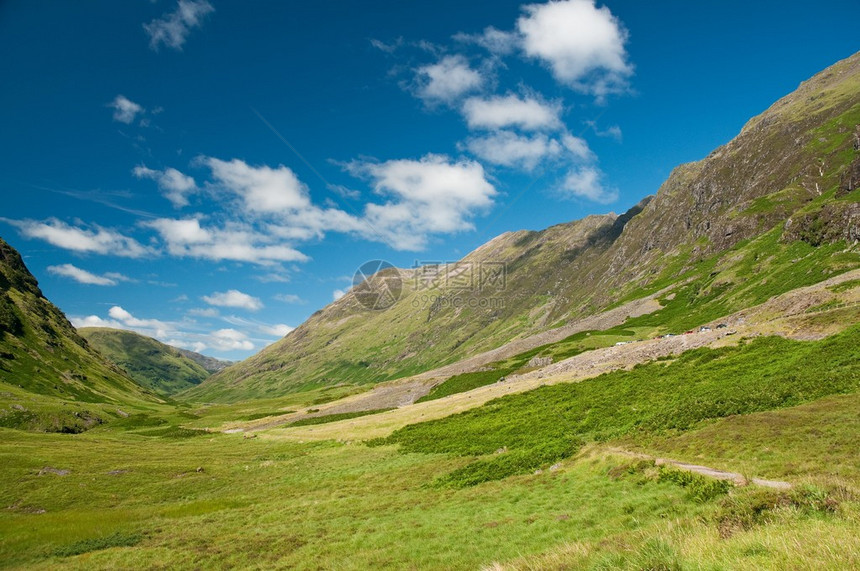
[79,328,212,395]
[188,51,860,402]
[0,238,163,432]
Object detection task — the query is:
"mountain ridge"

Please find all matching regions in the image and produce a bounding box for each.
[78,327,218,395]
[167,52,860,402]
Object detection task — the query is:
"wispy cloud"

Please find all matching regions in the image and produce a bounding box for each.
[454,26,518,56]
[47,263,131,286]
[2,217,153,258]
[462,94,562,131]
[259,323,294,337]
[463,131,563,171]
[143,0,214,52]
[202,289,264,311]
[144,217,310,265]
[109,95,144,124]
[413,55,484,105]
[187,307,219,318]
[561,166,618,204]
[274,293,305,304]
[133,164,197,207]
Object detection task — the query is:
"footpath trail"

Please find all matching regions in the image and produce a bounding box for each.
[606,447,792,489]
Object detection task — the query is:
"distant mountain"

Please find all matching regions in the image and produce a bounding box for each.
[187,52,860,403]
[78,328,217,395]
[0,237,161,428]
[175,348,232,374]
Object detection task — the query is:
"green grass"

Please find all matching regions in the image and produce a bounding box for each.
[1,328,859,568]
[622,390,860,485]
[0,427,715,569]
[829,278,860,293]
[53,531,142,557]
[379,325,860,485]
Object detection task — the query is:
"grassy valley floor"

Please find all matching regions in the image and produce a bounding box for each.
[2,325,860,569]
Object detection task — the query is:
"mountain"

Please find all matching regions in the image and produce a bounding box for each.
[175,348,232,374]
[0,237,162,430]
[186,52,860,403]
[78,328,215,395]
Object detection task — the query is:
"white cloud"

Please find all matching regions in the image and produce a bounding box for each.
[184,154,496,255]
[202,289,264,311]
[517,0,632,98]
[73,305,172,338]
[4,218,152,258]
[187,341,209,353]
[144,218,309,265]
[349,154,497,250]
[47,263,128,286]
[274,293,305,304]
[462,95,562,131]
[464,131,562,170]
[143,0,214,51]
[454,26,518,55]
[73,314,126,330]
[109,95,144,124]
[463,130,595,171]
[199,156,366,242]
[209,328,254,352]
[561,166,618,203]
[133,164,197,207]
[414,55,484,104]
[333,289,347,301]
[561,134,595,161]
[202,157,311,213]
[259,323,294,337]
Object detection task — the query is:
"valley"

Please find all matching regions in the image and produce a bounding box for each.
[0,47,859,570]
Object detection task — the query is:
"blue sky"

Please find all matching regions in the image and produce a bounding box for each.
[1,0,857,360]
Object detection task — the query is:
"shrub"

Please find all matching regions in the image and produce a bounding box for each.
[657,467,733,502]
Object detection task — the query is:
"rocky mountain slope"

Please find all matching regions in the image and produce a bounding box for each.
[186,52,860,403]
[0,238,162,430]
[79,328,214,395]
[176,348,232,374]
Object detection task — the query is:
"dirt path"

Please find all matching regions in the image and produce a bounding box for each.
[606,448,792,489]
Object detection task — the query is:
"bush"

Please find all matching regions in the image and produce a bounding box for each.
[435,440,581,488]
[657,467,733,502]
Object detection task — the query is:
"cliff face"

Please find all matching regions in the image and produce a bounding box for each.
[188,52,860,402]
